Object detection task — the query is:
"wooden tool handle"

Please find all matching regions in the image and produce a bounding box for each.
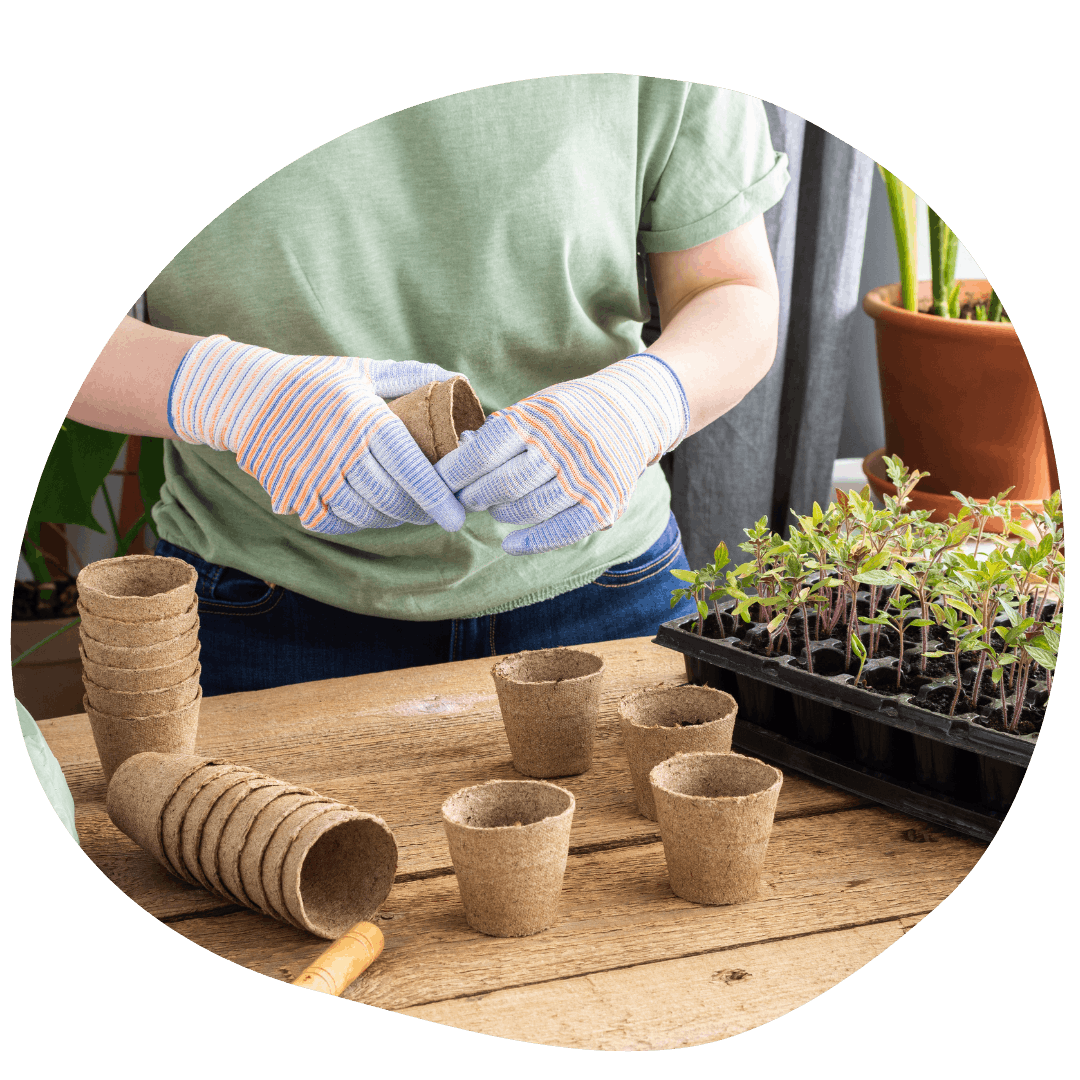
[291,921,385,995]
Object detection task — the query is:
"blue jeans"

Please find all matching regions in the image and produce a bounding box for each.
[155,512,696,696]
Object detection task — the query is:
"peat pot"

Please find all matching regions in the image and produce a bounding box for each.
[650,751,783,906]
[441,779,575,937]
[618,685,737,820]
[491,648,605,778]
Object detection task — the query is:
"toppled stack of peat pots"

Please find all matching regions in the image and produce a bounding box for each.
[107,752,398,939]
[77,555,203,782]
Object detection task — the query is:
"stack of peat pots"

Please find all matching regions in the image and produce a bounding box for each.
[76,555,203,782]
[107,752,398,939]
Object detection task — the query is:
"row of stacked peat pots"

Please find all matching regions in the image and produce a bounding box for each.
[76,555,203,783]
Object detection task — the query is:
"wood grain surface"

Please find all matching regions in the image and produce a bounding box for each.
[41,636,985,1050]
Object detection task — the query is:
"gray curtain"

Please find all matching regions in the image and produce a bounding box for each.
[660,106,875,569]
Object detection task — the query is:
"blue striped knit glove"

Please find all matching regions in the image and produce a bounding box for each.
[169,336,466,534]
[436,353,689,555]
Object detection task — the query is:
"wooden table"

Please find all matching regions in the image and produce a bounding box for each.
[42,636,986,1050]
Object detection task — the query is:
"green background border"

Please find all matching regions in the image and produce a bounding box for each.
[6,4,1071,1075]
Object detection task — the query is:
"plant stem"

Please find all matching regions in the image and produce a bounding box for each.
[11,617,81,667]
[1012,657,1032,732]
[802,605,814,674]
[42,520,85,572]
[928,207,952,317]
[895,615,905,690]
[879,165,918,312]
[949,648,964,717]
[22,530,69,576]
[100,480,121,547]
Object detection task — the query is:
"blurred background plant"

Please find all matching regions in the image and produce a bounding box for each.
[878,164,1006,322]
[13,422,163,662]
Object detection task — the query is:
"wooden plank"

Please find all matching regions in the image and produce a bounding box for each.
[400,918,912,1049]
[82,766,861,920]
[44,634,978,1044]
[48,637,866,919]
[162,805,983,1011]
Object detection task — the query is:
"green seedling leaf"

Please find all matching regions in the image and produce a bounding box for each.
[854,570,900,587]
[945,596,979,619]
[1008,522,1039,544]
[670,569,698,583]
[1025,645,1056,670]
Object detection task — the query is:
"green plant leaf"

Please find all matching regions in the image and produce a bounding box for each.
[670,569,697,583]
[879,165,918,311]
[1024,645,1056,670]
[137,436,165,539]
[854,569,899,587]
[1005,522,1038,545]
[28,421,127,533]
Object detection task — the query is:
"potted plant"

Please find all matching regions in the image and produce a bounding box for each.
[12,420,165,719]
[654,458,1062,842]
[861,166,1058,523]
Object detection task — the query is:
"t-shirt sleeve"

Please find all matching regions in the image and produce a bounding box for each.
[638,84,790,254]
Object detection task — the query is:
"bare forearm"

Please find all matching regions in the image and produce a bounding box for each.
[646,216,780,437]
[648,281,779,436]
[68,316,202,437]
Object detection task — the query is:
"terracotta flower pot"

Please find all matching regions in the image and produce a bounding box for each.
[11,616,84,720]
[863,280,1057,500]
[861,449,1047,532]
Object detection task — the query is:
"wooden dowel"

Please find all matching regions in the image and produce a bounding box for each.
[291,921,385,996]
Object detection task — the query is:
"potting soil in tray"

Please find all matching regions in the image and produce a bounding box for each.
[654,603,1042,841]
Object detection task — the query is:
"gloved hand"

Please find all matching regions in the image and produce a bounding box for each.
[436,353,689,554]
[169,335,466,534]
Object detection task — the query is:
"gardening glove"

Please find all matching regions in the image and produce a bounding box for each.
[436,353,689,555]
[168,335,466,534]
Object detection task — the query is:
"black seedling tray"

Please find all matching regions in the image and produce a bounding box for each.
[654,616,1037,842]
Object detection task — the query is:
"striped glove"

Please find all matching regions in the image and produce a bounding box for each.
[436,353,689,555]
[169,335,466,534]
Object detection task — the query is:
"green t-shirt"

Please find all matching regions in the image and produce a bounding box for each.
[148,75,789,621]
